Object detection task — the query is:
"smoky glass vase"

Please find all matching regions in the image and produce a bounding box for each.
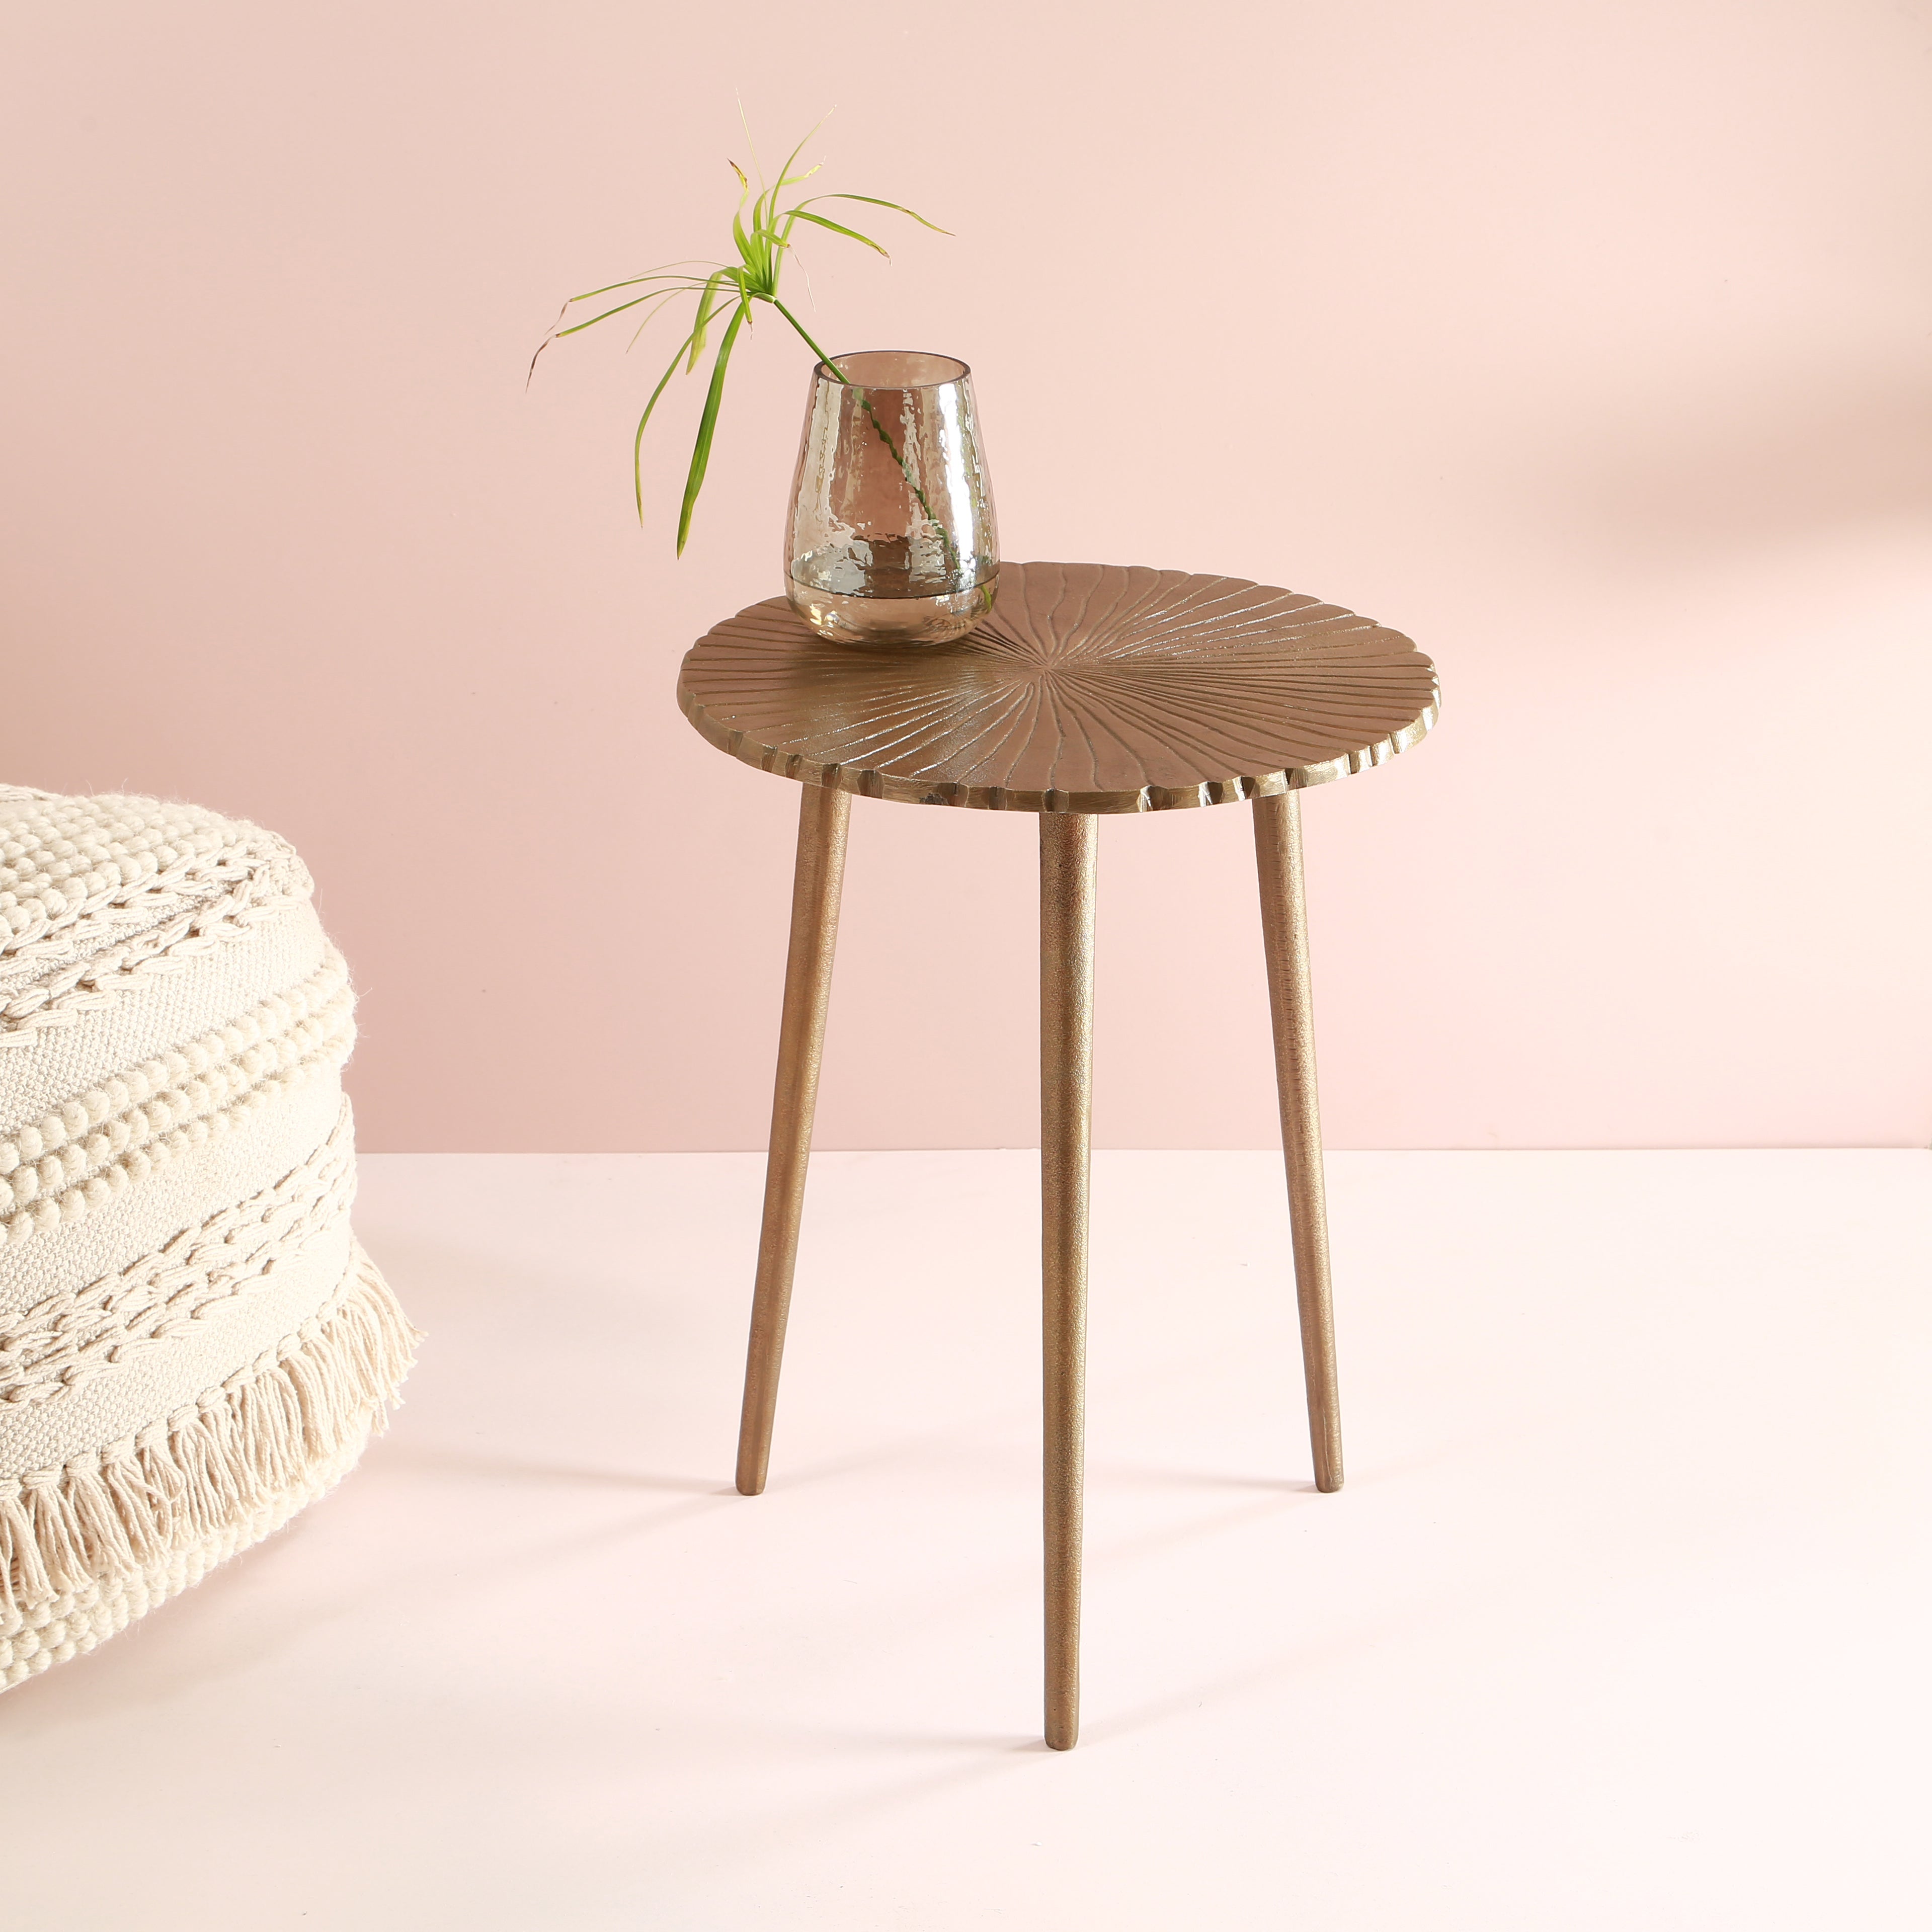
[784,350,999,648]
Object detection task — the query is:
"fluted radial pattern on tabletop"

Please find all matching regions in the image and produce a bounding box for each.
[678,561,1440,814]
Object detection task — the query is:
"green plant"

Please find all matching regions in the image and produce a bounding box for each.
[531,122,947,555]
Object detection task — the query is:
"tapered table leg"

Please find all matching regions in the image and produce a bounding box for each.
[1039,811,1096,1750]
[1252,790,1343,1493]
[736,785,851,1497]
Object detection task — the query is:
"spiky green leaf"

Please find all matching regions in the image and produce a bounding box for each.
[785,209,889,256]
[806,193,951,235]
[686,270,732,372]
[634,319,705,519]
[676,301,750,554]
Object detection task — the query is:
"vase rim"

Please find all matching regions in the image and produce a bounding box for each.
[817,350,970,389]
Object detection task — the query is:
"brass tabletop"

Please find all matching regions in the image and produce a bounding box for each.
[678,559,1440,815]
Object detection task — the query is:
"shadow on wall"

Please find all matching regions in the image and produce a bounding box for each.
[1553,362,1932,563]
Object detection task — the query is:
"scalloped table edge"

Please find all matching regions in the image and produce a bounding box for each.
[677,672,1442,816]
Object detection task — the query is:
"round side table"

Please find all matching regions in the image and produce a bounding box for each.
[679,559,1440,1749]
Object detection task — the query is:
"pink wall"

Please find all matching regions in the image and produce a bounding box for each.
[5,1,1928,1151]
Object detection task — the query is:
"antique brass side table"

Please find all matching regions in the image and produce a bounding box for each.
[679,561,1439,1750]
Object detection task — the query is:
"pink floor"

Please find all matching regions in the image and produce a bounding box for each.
[5,1148,1927,1929]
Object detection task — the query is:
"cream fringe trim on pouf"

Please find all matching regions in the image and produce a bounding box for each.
[0,786,419,1691]
[1,1248,415,1688]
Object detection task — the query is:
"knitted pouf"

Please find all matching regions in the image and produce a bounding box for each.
[0,785,417,1690]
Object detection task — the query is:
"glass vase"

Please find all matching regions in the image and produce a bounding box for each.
[784,350,999,648]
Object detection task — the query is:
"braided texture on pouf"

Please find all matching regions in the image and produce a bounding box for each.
[0,785,417,1690]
